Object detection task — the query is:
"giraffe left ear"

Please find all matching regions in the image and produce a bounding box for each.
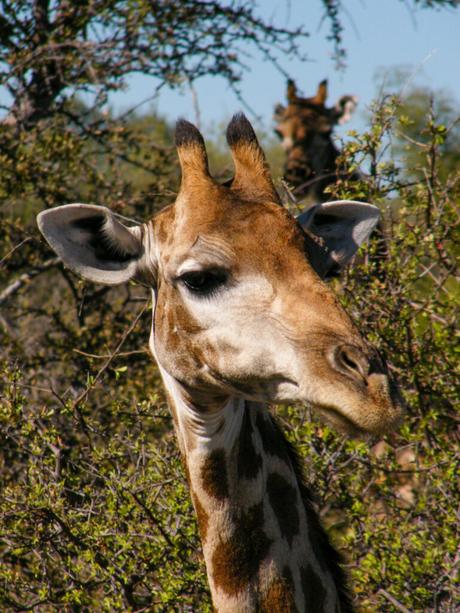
[37,204,150,285]
[297,200,380,277]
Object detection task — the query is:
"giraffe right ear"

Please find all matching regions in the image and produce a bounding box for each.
[37,204,150,285]
[333,95,358,125]
[297,200,380,277]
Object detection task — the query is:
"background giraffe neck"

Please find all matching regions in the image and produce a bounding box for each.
[158,364,353,612]
[285,138,340,203]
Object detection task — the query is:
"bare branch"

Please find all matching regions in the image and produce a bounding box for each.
[0,256,60,306]
[378,589,413,613]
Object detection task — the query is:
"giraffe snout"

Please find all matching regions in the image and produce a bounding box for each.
[331,345,391,385]
[326,343,403,434]
[332,344,372,382]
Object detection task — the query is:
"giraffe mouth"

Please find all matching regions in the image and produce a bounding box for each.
[313,403,367,437]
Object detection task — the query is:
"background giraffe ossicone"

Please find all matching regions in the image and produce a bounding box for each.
[37,114,403,612]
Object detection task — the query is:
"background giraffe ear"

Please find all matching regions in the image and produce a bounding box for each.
[297,200,380,277]
[333,95,358,125]
[37,204,148,285]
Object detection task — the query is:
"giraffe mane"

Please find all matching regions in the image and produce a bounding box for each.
[267,413,355,613]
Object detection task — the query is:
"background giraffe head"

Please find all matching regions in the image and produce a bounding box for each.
[274,79,359,201]
[37,115,402,436]
[274,78,358,152]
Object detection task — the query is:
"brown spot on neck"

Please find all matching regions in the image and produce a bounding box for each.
[255,412,290,461]
[266,472,300,547]
[201,449,229,500]
[238,406,263,480]
[300,564,327,612]
[211,502,271,596]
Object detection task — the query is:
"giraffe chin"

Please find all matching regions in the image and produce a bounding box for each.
[313,404,367,438]
[313,402,402,439]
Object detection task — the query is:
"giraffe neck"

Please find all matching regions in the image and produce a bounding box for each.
[156,362,353,613]
[285,136,340,203]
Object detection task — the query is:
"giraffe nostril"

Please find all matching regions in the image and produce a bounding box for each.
[334,345,369,380]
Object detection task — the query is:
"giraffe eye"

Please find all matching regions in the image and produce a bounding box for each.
[179,269,228,296]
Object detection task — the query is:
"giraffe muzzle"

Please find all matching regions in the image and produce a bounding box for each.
[332,344,387,384]
[333,344,370,381]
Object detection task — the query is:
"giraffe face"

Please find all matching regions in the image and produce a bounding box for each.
[274,104,335,151]
[151,191,400,436]
[274,79,358,158]
[37,115,402,436]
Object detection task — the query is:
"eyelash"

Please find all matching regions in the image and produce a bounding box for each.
[178,269,229,297]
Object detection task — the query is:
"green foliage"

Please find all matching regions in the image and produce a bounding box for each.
[0,361,210,610]
[320,92,459,611]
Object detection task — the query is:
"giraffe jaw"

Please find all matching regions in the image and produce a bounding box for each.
[312,399,403,438]
[313,403,367,437]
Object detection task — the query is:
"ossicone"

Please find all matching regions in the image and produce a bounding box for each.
[175,118,206,149]
[312,79,328,106]
[226,113,279,203]
[175,118,212,191]
[226,112,259,148]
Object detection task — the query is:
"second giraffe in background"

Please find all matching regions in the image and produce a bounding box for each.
[274,79,359,203]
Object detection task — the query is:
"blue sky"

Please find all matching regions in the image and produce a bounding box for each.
[109,0,460,138]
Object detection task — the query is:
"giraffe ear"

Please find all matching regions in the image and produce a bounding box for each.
[333,95,358,125]
[297,200,380,277]
[37,204,149,285]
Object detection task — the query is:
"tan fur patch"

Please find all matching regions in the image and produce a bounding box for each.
[154,204,174,244]
[192,492,209,543]
[259,573,297,612]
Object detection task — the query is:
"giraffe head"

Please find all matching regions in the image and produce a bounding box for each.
[37,115,402,436]
[274,78,358,153]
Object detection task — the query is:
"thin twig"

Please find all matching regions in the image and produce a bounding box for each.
[188,77,201,131]
[379,588,413,613]
[112,212,142,226]
[0,311,17,337]
[73,348,148,359]
[0,237,32,266]
[0,257,60,306]
[71,300,150,410]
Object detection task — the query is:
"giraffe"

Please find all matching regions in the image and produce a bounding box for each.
[37,114,403,612]
[274,79,359,203]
